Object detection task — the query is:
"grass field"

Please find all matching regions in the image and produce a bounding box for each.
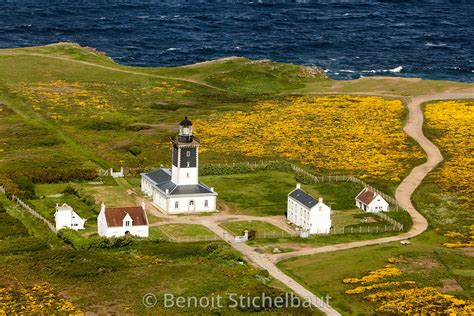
[220,220,288,237]
[158,224,216,238]
[201,170,366,216]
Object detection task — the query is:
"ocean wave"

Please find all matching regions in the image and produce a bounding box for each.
[425,42,449,48]
[361,66,403,74]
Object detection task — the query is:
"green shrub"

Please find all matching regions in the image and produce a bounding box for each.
[128,146,142,156]
[247,229,257,241]
[82,120,123,131]
[199,161,292,176]
[0,212,29,239]
[13,176,35,199]
[62,185,79,196]
[0,237,48,255]
[13,168,98,183]
[58,229,134,250]
[204,242,221,254]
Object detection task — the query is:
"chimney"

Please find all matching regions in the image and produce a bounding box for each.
[296,183,301,189]
[319,197,323,203]
[100,202,106,213]
[165,189,169,194]
[210,187,214,192]
[141,199,146,211]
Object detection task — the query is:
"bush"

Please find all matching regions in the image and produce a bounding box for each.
[13,168,98,184]
[13,176,35,200]
[57,229,134,250]
[128,146,142,156]
[82,120,123,131]
[0,202,5,213]
[247,229,257,241]
[62,185,96,209]
[62,185,79,196]
[199,161,292,176]
[204,242,221,254]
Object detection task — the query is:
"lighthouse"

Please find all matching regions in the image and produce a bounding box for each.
[141,117,217,214]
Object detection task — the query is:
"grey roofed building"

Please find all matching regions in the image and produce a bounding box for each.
[142,168,215,196]
[289,188,319,208]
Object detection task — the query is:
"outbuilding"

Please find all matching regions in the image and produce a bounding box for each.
[355,187,389,213]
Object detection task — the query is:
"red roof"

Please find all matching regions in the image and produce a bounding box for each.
[356,188,378,205]
[104,206,148,227]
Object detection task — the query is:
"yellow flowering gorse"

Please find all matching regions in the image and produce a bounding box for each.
[343,257,474,314]
[425,100,474,210]
[196,96,423,180]
[0,283,80,314]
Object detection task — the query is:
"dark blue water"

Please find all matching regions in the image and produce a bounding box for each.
[1,1,473,82]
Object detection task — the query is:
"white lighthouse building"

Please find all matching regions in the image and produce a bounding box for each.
[141,117,217,214]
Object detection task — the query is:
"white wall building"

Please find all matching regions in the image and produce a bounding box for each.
[97,202,149,238]
[355,187,389,213]
[287,184,332,234]
[141,117,217,214]
[54,203,85,231]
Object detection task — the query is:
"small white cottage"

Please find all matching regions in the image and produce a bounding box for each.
[97,202,149,238]
[355,187,389,213]
[287,184,332,234]
[54,203,85,231]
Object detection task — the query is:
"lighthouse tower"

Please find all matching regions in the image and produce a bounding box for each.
[171,117,199,185]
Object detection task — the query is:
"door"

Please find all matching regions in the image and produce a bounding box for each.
[188,200,195,212]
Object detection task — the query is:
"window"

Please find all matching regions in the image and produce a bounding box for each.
[186,173,190,178]
[175,201,179,209]
[186,162,190,167]
[125,221,130,227]
[186,151,191,157]
[204,200,208,207]
[189,200,194,206]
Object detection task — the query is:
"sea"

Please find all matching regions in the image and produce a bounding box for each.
[0,0,473,82]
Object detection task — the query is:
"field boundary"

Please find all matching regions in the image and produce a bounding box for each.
[0,186,56,233]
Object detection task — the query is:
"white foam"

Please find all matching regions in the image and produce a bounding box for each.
[389,66,403,73]
[425,42,448,48]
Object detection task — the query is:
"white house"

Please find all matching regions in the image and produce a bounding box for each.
[54,203,85,231]
[97,202,149,238]
[141,117,217,214]
[355,187,389,213]
[287,184,332,234]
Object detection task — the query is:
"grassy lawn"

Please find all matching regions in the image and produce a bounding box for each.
[158,224,216,238]
[148,226,167,240]
[220,220,288,237]
[30,194,96,222]
[278,231,474,314]
[201,171,365,216]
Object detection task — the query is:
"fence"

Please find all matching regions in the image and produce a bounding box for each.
[10,195,57,233]
[165,234,222,243]
[245,224,402,240]
[291,165,400,207]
